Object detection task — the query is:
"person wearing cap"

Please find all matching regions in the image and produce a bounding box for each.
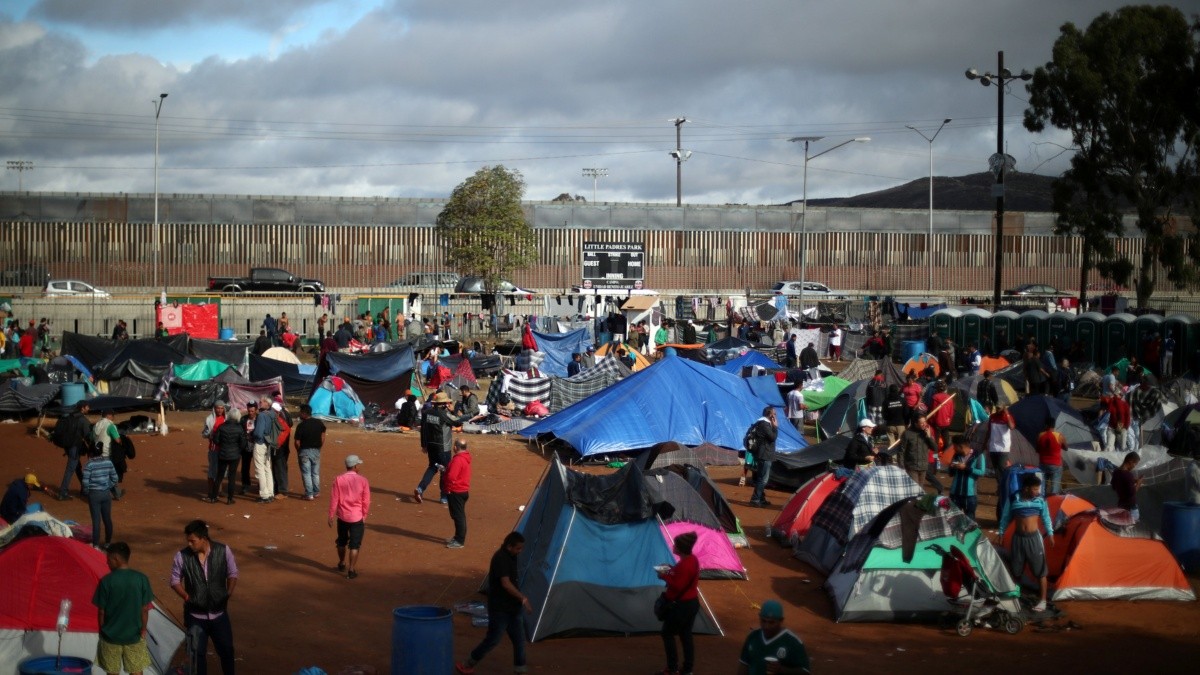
[329,455,370,579]
[841,418,878,470]
[269,400,293,500]
[737,600,810,675]
[414,392,471,505]
[1,473,43,524]
[202,401,228,503]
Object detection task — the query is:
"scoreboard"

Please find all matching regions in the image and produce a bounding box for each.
[581,242,645,290]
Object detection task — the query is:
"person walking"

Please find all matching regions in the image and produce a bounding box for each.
[211,409,245,504]
[444,439,471,549]
[55,401,92,500]
[82,444,119,549]
[414,392,470,504]
[250,397,275,503]
[456,532,532,675]
[748,407,779,507]
[201,401,227,502]
[329,455,370,579]
[293,404,327,501]
[736,599,811,675]
[170,520,238,675]
[92,542,154,675]
[657,531,701,675]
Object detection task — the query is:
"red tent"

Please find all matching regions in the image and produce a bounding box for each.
[771,472,846,546]
[0,536,108,631]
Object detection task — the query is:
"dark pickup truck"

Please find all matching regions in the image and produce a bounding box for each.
[206,268,325,294]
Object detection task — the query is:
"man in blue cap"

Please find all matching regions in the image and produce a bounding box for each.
[737,599,810,675]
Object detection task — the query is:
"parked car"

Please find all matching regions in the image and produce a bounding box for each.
[1004,284,1066,297]
[454,276,534,295]
[387,272,461,288]
[206,267,325,293]
[1,265,50,287]
[771,280,848,297]
[43,279,110,298]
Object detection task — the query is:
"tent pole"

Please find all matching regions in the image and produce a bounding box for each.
[530,506,575,641]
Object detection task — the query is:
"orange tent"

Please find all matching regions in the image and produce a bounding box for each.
[979,356,1011,375]
[1001,494,1096,549]
[770,472,846,546]
[902,352,939,377]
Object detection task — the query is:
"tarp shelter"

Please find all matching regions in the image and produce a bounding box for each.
[0,383,61,414]
[1009,395,1095,450]
[796,465,922,574]
[0,536,185,673]
[311,347,415,408]
[249,354,313,395]
[225,378,285,411]
[60,332,189,371]
[531,328,593,378]
[771,471,847,546]
[512,456,723,640]
[595,341,652,371]
[547,357,631,412]
[837,358,906,388]
[309,376,366,421]
[771,435,853,490]
[826,498,1021,622]
[642,441,742,469]
[716,350,780,374]
[189,338,252,368]
[520,352,807,457]
[798,376,852,412]
[157,302,219,339]
[262,346,301,364]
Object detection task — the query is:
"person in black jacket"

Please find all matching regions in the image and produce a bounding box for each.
[414,392,471,504]
[865,371,886,425]
[977,371,999,413]
[211,409,246,504]
[749,407,779,507]
[170,520,238,675]
[56,401,92,501]
[882,385,907,445]
[842,418,878,469]
[799,342,820,370]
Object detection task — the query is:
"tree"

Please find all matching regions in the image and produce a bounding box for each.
[435,165,537,294]
[1024,5,1200,308]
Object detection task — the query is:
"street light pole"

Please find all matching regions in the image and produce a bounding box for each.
[669,117,690,206]
[6,160,33,191]
[906,119,952,293]
[788,136,870,314]
[966,52,1030,310]
[153,92,168,295]
[581,168,608,203]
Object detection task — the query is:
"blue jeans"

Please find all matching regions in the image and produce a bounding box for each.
[297,448,321,497]
[185,611,235,675]
[751,459,773,504]
[87,490,113,546]
[1041,464,1063,496]
[417,450,449,498]
[468,608,526,668]
[59,445,84,497]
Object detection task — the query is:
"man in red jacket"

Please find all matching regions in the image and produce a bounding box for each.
[1103,394,1132,454]
[444,439,471,549]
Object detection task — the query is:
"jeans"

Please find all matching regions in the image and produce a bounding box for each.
[185,611,235,675]
[252,443,274,499]
[447,492,469,544]
[750,459,773,504]
[417,450,450,498]
[1128,419,1141,451]
[298,448,321,497]
[1041,464,1063,496]
[215,458,239,500]
[660,597,699,674]
[59,445,84,497]
[468,608,526,668]
[87,490,113,546]
[271,446,289,495]
[951,494,978,521]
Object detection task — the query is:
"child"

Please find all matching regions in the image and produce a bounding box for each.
[947,434,987,520]
[997,474,1054,613]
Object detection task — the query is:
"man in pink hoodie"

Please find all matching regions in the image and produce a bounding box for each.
[444,439,472,549]
[328,454,370,579]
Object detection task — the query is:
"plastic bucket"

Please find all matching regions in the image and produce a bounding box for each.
[902,340,924,363]
[391,605,452,675]
[60,382,85,408]
[1161,501,1200,570]
[18,655,93,674]
[219,327,236,340]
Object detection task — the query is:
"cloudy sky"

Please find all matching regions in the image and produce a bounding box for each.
[0,0,1147,204]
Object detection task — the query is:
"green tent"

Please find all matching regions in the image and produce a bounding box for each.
[800,376,851,411]
[0,358,42,376]
[173,360,236,381]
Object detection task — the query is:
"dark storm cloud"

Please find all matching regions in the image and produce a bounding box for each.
[28,0,330,31]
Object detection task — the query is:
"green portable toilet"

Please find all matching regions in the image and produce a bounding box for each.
[989,310,1021,355]
[930,309,962,345]
[1070,312,1106,366]
[1048,312,1071,351]
[1019,310,1051,351]
[1102,313,1137,368]
[1163,315,1196,378]
[960,308,992,351]
[1133,314,1165,365]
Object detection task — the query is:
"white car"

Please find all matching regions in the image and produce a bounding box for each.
[43,279,111,298]
[771,281,848,297]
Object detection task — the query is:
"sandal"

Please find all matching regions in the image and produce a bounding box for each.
[737,476,746,487]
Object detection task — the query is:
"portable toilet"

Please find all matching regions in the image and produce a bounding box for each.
[1018,310,1051,351]
[960,308,992,351]
[1163,315,1197,378]
[1048,312,1072,351]
[1133,314,1165,365]
[1070,312,1106,366]
[930,308,962,345]
[1102,313,1137,368]
[989,310,1021,355]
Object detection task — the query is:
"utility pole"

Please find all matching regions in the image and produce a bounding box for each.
[669,117,690,206]
[6,160,33,191]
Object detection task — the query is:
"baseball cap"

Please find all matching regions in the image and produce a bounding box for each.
[24,473,40,488]
[345,454,364,468]
[759,600,784,620]
[858,418,876,428]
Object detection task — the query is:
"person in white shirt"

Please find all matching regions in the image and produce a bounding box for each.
[829,325,844,361]
[785,382,806,432]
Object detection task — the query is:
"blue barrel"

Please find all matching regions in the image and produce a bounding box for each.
[219,327,235,340]
[61,382,85,408]
[18,655,93,674]
[902,340,924,363]
[391,605,452,675]
[1161,501,1200,571]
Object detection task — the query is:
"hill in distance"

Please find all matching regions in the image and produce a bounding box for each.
[796,171,1057,212]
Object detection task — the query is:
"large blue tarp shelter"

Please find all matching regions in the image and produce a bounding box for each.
[519,352,807,457]
[322,347,415,382]
[531,329,592,378]
[715,350,779,374]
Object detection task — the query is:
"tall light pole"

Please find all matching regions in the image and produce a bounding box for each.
[581,168,608,203]
[153,92,168,294]
[788,136,870,313]
[6,160,33,191]
[906,118,951,292]
[966,52,1030,309]
[668,117,690,206]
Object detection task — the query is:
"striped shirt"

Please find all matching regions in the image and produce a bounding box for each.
[82,457,119,492]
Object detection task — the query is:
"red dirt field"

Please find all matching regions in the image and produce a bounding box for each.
[2,411,1197,675]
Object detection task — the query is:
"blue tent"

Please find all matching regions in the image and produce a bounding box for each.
[323,347,415,382]
[715,350,779,374]
[519,352,807,457]
[532,328,592,377]
[309,377,366,421]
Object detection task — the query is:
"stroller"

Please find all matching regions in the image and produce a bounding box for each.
[927,543,1024,637]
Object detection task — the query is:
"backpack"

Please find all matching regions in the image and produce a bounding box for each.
[52,413,82,449]
[743,422,760,455]
[270,411,290,451]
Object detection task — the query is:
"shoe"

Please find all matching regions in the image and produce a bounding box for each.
[455,662,476,674]
[439,497,448,505]
[203,497,218,504]
[514,667,528,674]
[226,497,235,505]
[446,540,464,549]
[302,495,315,501]
[255,497,275,504]
[413,489,423,504]
[275,493,288,499]
[337,563,345,572]
[55,493,70,501]
[1032,600,1047,613]
[347,570,358,579]
[737,476,746,487]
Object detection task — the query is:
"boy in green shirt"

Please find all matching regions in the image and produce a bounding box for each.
[92,542,154,675]
[738,599,810,674]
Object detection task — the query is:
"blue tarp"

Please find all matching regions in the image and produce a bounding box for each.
[745,374,785,407]
[531,329,592,378]
[323,346,415,382]
[715,350,780,374]
[519,353,807,456]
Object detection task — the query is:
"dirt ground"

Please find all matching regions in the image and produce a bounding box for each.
[3,411,1198,675]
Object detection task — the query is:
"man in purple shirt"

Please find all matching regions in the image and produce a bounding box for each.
[170,520,238,674]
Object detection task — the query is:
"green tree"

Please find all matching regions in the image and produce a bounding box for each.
[1024,4,1200,308]
[435,165,537,294]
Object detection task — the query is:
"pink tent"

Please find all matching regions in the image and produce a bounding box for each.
[662,521,747,580]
